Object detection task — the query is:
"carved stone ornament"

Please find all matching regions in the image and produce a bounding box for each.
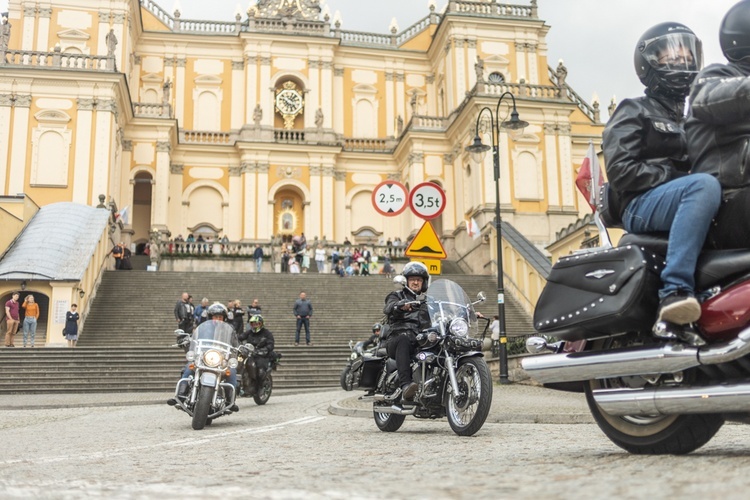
[228,166,242,177]
[156,141,171,152]
[256,0,321,20]
[170,163,184,174]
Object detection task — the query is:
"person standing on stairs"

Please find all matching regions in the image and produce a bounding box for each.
[174,292,194,334]
[293,291,313,346]
[21,294,39,348]
[4,291,20,347]
[64,304,79,347]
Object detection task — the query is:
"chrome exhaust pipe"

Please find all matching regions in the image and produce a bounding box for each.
[521,328,750,384]
[373,405,416,416]
[593,383,750,416]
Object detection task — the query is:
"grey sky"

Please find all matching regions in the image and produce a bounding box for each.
[0,0,740,119]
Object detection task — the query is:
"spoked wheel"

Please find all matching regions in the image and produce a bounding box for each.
[340,366,353,391]
[373,406,405,432]
[253,373,273,405]
[585,378,724,455]
[192,385,214,431]
[446,356,493,436]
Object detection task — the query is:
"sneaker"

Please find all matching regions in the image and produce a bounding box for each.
[401,382,418,401]
[657,292,701,325]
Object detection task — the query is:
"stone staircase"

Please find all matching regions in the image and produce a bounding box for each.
[0,271,533,393]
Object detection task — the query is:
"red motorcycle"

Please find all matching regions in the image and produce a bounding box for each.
[523,229,750,455]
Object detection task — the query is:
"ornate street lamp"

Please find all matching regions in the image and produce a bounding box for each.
[465,91,528,384]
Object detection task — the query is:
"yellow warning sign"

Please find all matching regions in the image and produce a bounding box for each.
[410,258,441,275]
[405,221,447,260]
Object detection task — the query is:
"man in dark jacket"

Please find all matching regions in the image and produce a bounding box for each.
[293,291,313,346]
[383,262,431,402]
[603,22,721,327]
[174,292,194,333]
[687,0,750,249]
[239,314,275,396]
[253,244,264,273]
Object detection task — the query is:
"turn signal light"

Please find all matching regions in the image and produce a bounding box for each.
[189,363,195,370]
[225,369,231,376]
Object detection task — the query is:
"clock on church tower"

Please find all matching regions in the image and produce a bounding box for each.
[275,81,304,129]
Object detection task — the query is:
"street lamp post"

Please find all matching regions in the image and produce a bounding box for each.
[465,92,528,385]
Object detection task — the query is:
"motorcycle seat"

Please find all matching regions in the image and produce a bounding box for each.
[619,233,750,289]
[376,347,388,357]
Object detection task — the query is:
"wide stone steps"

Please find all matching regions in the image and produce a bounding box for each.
[2,271,533,393]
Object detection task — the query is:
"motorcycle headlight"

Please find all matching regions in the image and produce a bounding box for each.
[350,352,358,360]
[450,318,469,338]
[228,358,239,369]
[185,350,195,362]
[203,350,223,368]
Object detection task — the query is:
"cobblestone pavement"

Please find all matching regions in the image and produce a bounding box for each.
[1,386,750,499]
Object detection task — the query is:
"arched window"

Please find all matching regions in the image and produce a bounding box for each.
[196,91,220,131]
[143,88,158,104]
[488,72,505,83]
[36,131,67,185]
[354,99,375,137]
[514,151,541,200]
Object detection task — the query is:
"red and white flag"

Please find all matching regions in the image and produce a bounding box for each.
[466,218,480,240]
[575,141,604,212]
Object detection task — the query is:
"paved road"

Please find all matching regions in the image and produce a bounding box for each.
[1,386,750,499]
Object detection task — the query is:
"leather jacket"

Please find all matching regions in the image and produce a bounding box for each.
[383,289,430,339]
[687,62,750,190]
[603,92,690,218]
[239,327,275,357]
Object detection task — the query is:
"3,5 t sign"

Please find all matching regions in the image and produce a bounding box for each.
[409,182,446,220]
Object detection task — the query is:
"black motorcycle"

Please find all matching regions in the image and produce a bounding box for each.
[340,339,378,391]
[360,279,492,436]
[239,344,281,405]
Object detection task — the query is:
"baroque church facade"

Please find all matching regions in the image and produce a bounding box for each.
[0,0,604,256]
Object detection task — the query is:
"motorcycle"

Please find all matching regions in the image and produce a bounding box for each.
[238,343,280,405]
[360,278,492,436]
[340,338,378,391]
[170,320,242,430]
[522,217,750,454]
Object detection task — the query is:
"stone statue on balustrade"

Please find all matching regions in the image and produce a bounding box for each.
[474,56,485,83]
[149,231,161,265]
[315,107,324,129]
[397,115,403,135]
[105,29,118,57]
[162,79,172,105]
[608,96,617,117]
[410,92,418,114]
[555,59,567,96]
[253,104,263,126]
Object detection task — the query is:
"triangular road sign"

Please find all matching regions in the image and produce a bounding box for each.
[405,221,447,260]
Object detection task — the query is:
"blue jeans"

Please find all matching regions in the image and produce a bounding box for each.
[256,257,263,273]
[22,317,37,346]
[622,173,721,299]
[295,318,310,343]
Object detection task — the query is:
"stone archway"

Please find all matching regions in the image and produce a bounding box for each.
[273,187,305,243]
[0,291,51,346]
[132,171,153,244]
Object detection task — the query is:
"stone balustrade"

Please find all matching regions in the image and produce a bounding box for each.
[179,129,234,144]
[449,0,535,18]
[133,102,172,118]
[343,138,394,152]
[274,129,306,143]
[0,49,115,71]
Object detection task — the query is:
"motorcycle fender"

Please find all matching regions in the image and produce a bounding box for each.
[351,358,364,370]
[200,372,219,387]
[454,351,484,363]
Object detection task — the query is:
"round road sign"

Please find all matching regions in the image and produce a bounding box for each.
[409,182,446,220]
[372,181,409,216]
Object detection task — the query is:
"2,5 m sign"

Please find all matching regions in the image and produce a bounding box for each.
[409,182,446,220]
[372,181,408,216]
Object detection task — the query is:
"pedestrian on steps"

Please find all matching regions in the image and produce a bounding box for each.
[293,291,313,346]
[64,304,79,347]
[21,294,39,348]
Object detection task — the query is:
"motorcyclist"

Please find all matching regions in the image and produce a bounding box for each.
[167,302,239,411]
[383,262,431,402]
[238,314,275,396]
[362,323,382,350]
[603,22,721,328]
[687,0,750,249]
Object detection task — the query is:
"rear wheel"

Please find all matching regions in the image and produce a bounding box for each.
[446,356,493,436]
[192,385,214,431]
[253,373,273,405]
[373,407,405,432]
[340,366,353,391]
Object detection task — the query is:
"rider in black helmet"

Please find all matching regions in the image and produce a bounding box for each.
[688,0,750,249]
[363,323,382,350]
[383,262,431,402]
[238,314,275,396]
[604,21,721,330]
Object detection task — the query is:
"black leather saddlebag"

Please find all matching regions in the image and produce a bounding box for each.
[358,357,384,390]
[533,245,664,340]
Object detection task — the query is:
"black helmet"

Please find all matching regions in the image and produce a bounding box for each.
[401,261,430,293]
[721,0,750,62]
[249,314,264,332]
[207,302,228,320]
[372,322,382,333]
[634,22,702,98]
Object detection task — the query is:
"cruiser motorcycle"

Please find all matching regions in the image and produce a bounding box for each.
[340,338,378,391]
[238,344,280,405]
[171,320,241,430]
[361,279,492,436]
[523,220,750,454]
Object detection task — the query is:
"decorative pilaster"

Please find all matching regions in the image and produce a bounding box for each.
[72,95,95,204]
[153,141,172,229]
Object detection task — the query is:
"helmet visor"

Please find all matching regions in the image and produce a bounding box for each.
[642,33,702,73]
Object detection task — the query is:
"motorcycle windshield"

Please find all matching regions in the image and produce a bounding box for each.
[191,320,236,349]
[426,279,478,326]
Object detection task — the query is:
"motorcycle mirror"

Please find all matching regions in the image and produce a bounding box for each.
[477,292,486,302]
[393,275,406,287]
[174,329,185,336]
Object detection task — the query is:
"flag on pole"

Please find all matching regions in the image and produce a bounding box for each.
[466,217,481,240]
[575,141,604,212]
[117,205,130,225]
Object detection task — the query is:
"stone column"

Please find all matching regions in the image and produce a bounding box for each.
[153,140,171,230]
[168,163,183,234]
[543,123,561,209]
[245,52,259,126]
[320,60,333,129]
[395,73,405,125]
[228,165,242,240]
[96,11,110,56]
[455,39,466,99]
[385,71,395,136]
[334,170,346,242]
[0,94,13,194]
[91,99,115,206]
[333,66,344,134]
[73,97,95,204]
[306,59,320,129]
[231,60,245,129]
[21,4,35,51]
[120,139,133,225]
[527,43,539,84]
[36,8,51,52]
[112,12,125,71]
[515,42,528,83]
[557,123,576,210]
[322,165,335,240]
[467,39,478,90]
[309,164,322,238]
[242,162,258,239]
[259,55,273,127]
[444,40,455,111]
[175,58,186,124]
[8,94,31,196]
[131,54,142,101]
[426,74,436,116]
[497,131,513,210]
[256,163,271,238]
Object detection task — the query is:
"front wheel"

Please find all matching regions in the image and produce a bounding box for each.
[584,379,725,454]
[192,385,215,431]
[253,373,273,405]
[340,366,353,391]
[446,356,493,436]
[374,407,405,432]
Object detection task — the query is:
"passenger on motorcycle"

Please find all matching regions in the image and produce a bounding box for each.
[687,0,750,250]
[238,314,275,395]
[363,323,382,350]
[603,22,721,328]
[382,262,431,402]
[167,302,240,411]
